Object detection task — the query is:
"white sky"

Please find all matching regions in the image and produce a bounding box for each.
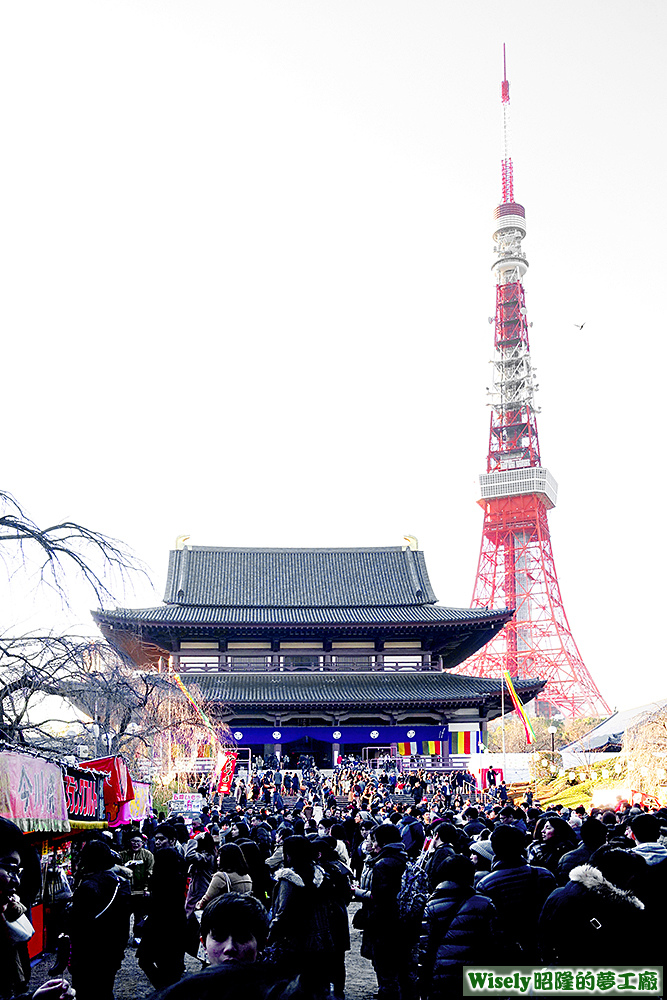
[1,1,665,714]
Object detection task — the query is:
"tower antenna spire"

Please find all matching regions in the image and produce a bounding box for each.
[451,54,610,719]
[501,43,513,203]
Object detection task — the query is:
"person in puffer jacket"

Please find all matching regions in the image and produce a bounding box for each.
[476,824,555,962]
[538,846,650,966]
[419,855,498,1000]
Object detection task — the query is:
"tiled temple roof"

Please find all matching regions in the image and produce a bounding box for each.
[163,546,438,607]
[97,603,506,626]
[181,670,544,709]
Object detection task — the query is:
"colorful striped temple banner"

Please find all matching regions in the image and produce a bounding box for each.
[397,742,418,756]
[421,740,443,755]
[449,730,473,755]
[503,670,536,745]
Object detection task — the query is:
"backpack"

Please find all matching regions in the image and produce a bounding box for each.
[397,859,430,925]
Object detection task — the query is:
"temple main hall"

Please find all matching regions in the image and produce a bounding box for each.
[93,543,543,767]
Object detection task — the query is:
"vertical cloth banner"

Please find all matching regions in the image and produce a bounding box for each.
[421,740,443,755]
[217,751,238,794]
[397,742,418,756]
[503,671,537,745]
[128,781,153,823]
[449,731,473,755]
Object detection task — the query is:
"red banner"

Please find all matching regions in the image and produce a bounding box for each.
[217,751,238,794]
[79,756,135,827]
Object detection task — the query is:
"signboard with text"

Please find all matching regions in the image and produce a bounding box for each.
[64,765,106,828]
[0,752,69,833]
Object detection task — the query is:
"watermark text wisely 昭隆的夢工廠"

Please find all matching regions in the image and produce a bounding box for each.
[463,967,663,997]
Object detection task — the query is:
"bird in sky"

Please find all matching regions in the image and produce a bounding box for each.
[574,322,586,330]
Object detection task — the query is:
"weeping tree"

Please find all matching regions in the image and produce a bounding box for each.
[0,633,228,768]
[63,643,230,766]
[1,490,229,767]
[0,633,85,745]
[0,490,148,754]
[624,705,667,804]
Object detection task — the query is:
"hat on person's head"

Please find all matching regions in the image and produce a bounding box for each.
[469,839,495,864]
[79,840,115,873]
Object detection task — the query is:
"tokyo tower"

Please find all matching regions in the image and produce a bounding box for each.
[456,48,610,718]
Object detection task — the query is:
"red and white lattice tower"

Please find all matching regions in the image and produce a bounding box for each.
[455,48,609,718]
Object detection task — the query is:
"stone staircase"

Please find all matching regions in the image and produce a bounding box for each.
[215,792,417,812]
[507,781,532,804]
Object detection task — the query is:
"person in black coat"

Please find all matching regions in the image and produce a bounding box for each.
[424,822,457,892]
[476,825,555,962]
[419,855,499,1000]
[627,815,667,966]
[538,846,649,966]
[313,838,353,1000]
[353,824,407,1000]
[462,807,487,839]
[231,823,270,905]
[556,817,607,885]
[398,810,425,860]
[267,836,333,1000]
[1,817,35,999]
[137,846,187,989]
[69,841,131,1000]
[527,814,578,877]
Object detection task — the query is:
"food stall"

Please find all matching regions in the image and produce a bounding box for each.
[0,748,140,957]
[0,748,72,957]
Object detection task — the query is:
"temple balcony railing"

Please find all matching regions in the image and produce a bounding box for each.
[174,653,437,673]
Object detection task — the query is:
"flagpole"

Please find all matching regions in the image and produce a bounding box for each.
[501,670,507,781]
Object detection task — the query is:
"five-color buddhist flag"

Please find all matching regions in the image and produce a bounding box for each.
[397,742,418,756]
[449,730,472,755]
[421,740,443,755]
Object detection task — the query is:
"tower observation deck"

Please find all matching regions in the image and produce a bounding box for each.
[452,49,610,718]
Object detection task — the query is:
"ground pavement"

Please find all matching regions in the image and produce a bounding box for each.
[29,903,378,999]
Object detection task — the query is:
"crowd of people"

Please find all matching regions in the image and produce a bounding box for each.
[1,764,666,1000]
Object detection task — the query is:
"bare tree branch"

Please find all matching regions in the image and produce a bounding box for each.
[0,490,146,606]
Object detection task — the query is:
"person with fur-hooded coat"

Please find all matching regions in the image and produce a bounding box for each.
[267,836,333,998]
[538,846,649,967]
